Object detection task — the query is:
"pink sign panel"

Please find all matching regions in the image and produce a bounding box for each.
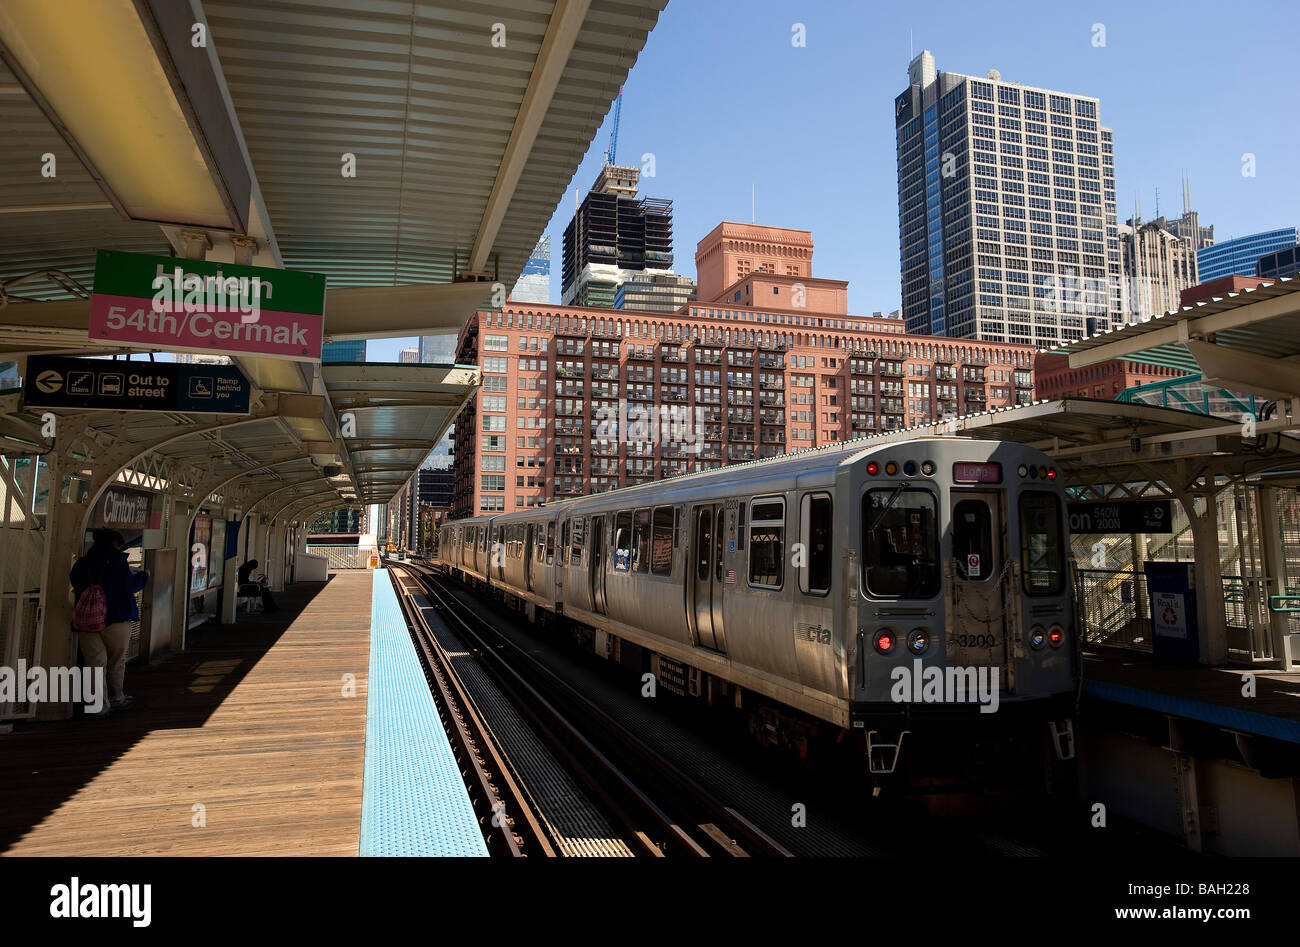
[89,295,323,361]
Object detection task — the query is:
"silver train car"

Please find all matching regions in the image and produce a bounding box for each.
[438,436,1077,774]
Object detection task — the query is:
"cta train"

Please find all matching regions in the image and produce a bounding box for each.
[438,436,1078,778]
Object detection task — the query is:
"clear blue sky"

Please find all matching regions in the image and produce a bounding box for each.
[367,0,1299,361]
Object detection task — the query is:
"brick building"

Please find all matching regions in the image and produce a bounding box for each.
[450,223,1038,517]
[1033,352,1185,401]
[1180,274,1276,306]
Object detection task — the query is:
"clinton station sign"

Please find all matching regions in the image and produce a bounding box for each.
[88,250,325,361]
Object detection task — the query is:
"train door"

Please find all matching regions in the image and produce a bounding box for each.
[688,504,727,653]
[590,514,607,615]
[949,491,1009,681]
[525,523,535,592]
[495,526,505,581]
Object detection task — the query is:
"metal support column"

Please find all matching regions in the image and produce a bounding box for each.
[1257,485,1295,668]
[1180,492,1229,666]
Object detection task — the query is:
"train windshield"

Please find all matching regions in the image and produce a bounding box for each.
[862,489,940,598]
[1019,491,1065,595]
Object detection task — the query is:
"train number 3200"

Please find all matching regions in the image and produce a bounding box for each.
[950,633,998,650]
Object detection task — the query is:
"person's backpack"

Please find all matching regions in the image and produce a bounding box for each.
[73,559,108,632]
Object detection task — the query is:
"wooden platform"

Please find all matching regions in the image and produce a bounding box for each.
[0,572,373,856]
[1083,649,1300,741]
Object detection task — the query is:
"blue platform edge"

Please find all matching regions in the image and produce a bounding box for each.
[1084,679,1300,744]
[360,570,488,857]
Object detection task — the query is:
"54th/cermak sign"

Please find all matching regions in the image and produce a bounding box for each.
[88,250,325,361]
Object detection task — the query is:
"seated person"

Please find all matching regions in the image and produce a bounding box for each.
[237,559,280,613]
[237,559,262,596]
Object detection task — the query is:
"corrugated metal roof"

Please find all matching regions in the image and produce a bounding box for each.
[1045,276,1300,372]
[322,360,479,504]
[0,0,666,299]
[202,0,665,289]
[0,60,172,301]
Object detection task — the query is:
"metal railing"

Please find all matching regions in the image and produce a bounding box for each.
[305,544,369,570]
[1077,568,1151,652]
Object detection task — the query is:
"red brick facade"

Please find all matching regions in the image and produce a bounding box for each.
[450,302,1036,516]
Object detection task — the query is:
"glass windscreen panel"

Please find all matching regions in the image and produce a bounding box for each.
[1020,491,1065,595]
[862,489,940,598]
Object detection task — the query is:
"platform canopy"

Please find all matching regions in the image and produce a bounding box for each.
[839,398,1300,496]
[1047,277,1300,404]
[0,0,664,513]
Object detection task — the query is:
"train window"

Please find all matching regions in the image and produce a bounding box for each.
[952,499,994,581]
[633,509,651,573]
[559,520,569,565]
[545,522,555,564]
[747,498,785,590]
[570,517,585,564]
[696,510,712,581]
[799,493,833,596]
[861,489,940,599]
[614,511,632,572]
[651,507,673,576]
[1020,492,1064,595]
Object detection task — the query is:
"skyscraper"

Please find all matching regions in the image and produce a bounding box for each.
[398,347,419,363]
[1197,227,1299,282]
[561,165,674,307]
[895,51,1121,346]
[417,333,457,364]
[1120,217,1200,320]
[511,236,551,304]
[321,339,366,362]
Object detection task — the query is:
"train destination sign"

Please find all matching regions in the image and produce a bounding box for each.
[88,249,325,361]
[23,355,251,415]
[1067,499,1173,534]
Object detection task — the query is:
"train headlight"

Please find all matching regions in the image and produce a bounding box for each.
[921,460,936,476]
[873,629,897,655]
[1048,624,1065,648]
[1029,625,1047,649]
[903,460,918,476]
[907,628,929,655]
[867,461,879,475]
[884,461,898,476]
[1018,464,1028,478]
[1046,467,1057,480]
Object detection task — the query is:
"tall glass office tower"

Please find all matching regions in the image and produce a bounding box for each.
[1197,227,1299,282]
[896,51,1122,346]
[321,339,366,362]
[510,235,551,304]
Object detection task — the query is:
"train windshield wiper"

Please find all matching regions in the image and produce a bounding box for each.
[865,480,910,537]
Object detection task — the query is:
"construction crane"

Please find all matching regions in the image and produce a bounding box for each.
[604,86,623,165]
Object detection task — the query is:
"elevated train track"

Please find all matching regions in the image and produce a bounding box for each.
[387,560,792,857]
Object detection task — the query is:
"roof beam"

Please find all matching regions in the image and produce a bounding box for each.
[1185,340,1300,403]
[1067,290,1300,369]
[468,0,592,274]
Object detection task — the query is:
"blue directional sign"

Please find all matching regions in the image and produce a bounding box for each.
[24,355,250,414]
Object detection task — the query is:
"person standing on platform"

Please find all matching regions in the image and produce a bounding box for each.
[70,528,149,715]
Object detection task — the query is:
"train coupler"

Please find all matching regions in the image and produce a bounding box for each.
[867,729,909,775]
[1049,718,1076,761]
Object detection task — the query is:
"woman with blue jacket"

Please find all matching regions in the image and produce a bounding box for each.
[69,528,149,714]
